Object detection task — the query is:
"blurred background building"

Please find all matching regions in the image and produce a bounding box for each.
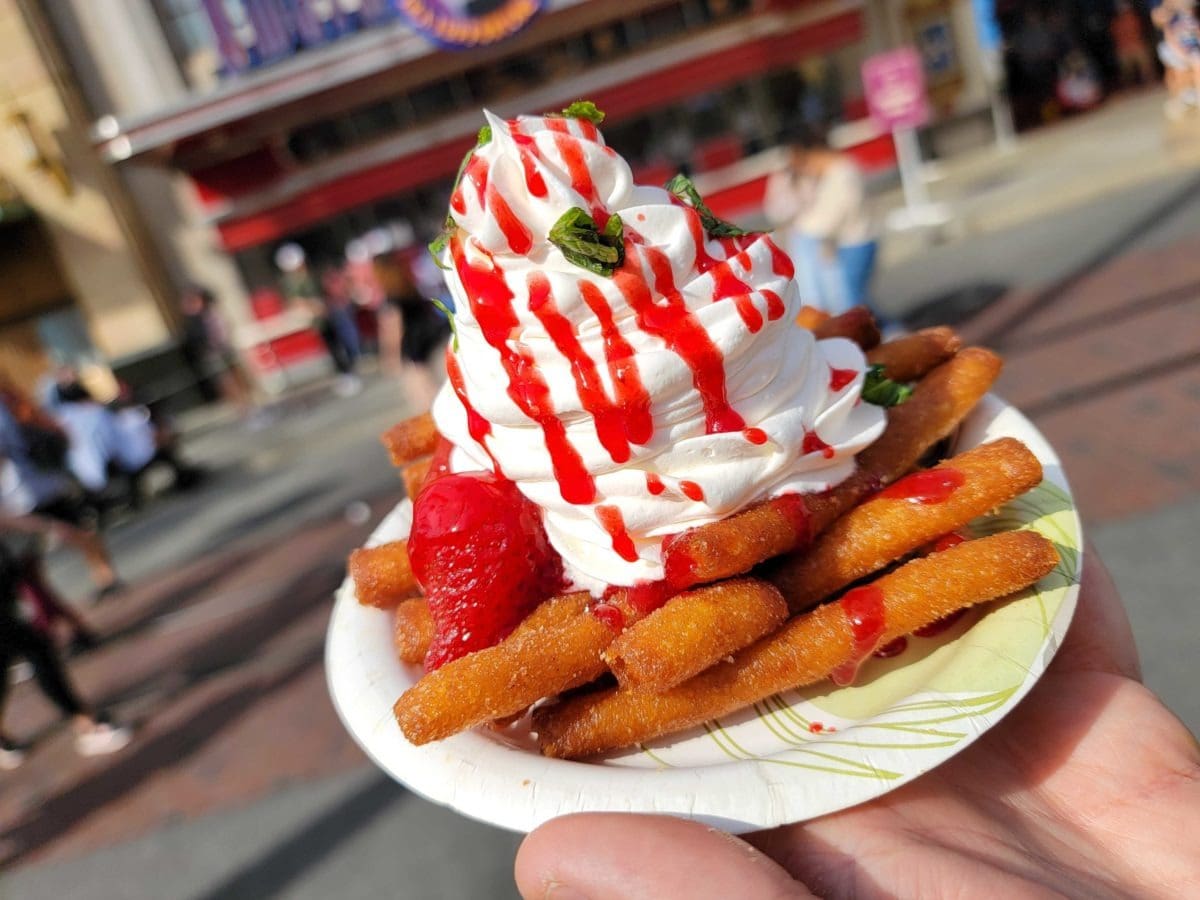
[1,0,1153,404]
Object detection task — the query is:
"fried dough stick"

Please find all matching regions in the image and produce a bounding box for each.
[662,347,1003,586]
[381,412,438,467]
[610,438,1041,690]
[350,541,420,608]
[395,592,604,743]
[394,598,434,664]
[603,579,787,691]
[402,458,433,500]
[866,327,962,382]
[536,531,1059,759]
[771,437,1043,614]
[811,306,881,350]
[394,349,1002,744]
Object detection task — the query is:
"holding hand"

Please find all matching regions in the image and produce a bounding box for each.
[516,549,1200,898]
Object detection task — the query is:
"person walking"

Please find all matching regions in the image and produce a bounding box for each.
[0,537,130,770]
[277,244,362,396]
[179,286,256,416]
[0,386,119,597]
[764,139,880,318]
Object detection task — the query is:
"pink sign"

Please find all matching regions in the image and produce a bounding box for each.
[862,48,931,131]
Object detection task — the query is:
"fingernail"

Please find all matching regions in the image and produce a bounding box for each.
[544,881,590,900]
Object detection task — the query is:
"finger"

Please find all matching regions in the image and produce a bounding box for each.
[515,813,813,899]
[1054,543,1140,680]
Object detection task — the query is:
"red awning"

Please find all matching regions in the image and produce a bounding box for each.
[216,9,863,251]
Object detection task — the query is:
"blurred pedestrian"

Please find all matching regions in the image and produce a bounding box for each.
[1,514,99,653]
[180,286,256,417]
[1154,0,1200,119]
[276,244,362,396]
[1112,0,1156,87]
[53,379,202,508]
[0,536,130,770]
[764,139,880,319]
[375,250,450,411]
[0,384,119,597]
[1056,50,1104,112]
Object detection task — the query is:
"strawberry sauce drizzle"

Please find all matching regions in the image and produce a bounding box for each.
[552,133,602,220]
[766,237,795,278]
[450,155,489,217]
[829,367,858,392]
[621,243,745,434]
[596,504,639,562]
[510,133,548,198]
[529,274,652,463]
[709,251,762,333]
[803,429,835,459]
[577,281,654,447]
[743,427,768,445]
[679,480,705,502]
[488,186,532,254]
[879,468,966,504]
[444,350,498,472]
[831,584,887,686]
[451,238,594,504]
[762,290,786,321]
[645,472,665,495]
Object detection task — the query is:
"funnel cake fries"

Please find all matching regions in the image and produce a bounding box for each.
[535,531,1060,759]
[349,541,420,609]
[609,437,1042,690]
[394,598,434,664]
[603,579,788,691]
[770,437,1043,613]
[401,458,433,501]
[811,306,881,349]
[381,413,438,467]
[392,346,1002,745]
[866,327,962,382]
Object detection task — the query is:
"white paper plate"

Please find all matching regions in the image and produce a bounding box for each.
[326,394,1082,833]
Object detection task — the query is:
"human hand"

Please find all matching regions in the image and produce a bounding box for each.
[516,549,1200,898]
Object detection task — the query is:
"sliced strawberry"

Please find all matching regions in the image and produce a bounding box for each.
[408,471,563,670]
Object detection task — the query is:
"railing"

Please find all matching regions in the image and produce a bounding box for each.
[197,0,405,77]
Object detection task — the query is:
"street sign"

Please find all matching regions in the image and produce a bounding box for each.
[862,48,931,132]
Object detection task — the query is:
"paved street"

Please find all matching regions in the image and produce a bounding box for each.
[3,96,1199,899]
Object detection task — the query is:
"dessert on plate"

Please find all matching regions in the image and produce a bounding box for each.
[347,102,1059,759]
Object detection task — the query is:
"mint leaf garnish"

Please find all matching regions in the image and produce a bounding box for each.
[664,173,754,238]
[429,297,458,351]
[861,365,913,407]
[428,215,456,270]
[477,124,492,145]
[548,207,624,276]
[561,101,605,124]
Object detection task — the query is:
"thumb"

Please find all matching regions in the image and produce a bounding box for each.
[515,812,813,899]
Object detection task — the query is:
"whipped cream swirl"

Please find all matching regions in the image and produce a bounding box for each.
[431,111,885,592]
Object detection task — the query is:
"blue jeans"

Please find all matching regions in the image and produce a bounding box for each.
[838,240,878,308]
[789,235,853,315]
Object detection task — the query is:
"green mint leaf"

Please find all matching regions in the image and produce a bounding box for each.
[429,297,458,351]
[477,124,492,145]
[548,207,624,276]
[664,173,754,238]
[428,215,456,270]
[861,364,913,407]
[561,101,605,124]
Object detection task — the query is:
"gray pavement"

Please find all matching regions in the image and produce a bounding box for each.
[4,94,1200,899]
[4,769,521,900]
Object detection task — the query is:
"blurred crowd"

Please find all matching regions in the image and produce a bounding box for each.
[0,370,194,769]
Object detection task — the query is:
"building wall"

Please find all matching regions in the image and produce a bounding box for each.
[0,0,171,385]
[42,0,252,327]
